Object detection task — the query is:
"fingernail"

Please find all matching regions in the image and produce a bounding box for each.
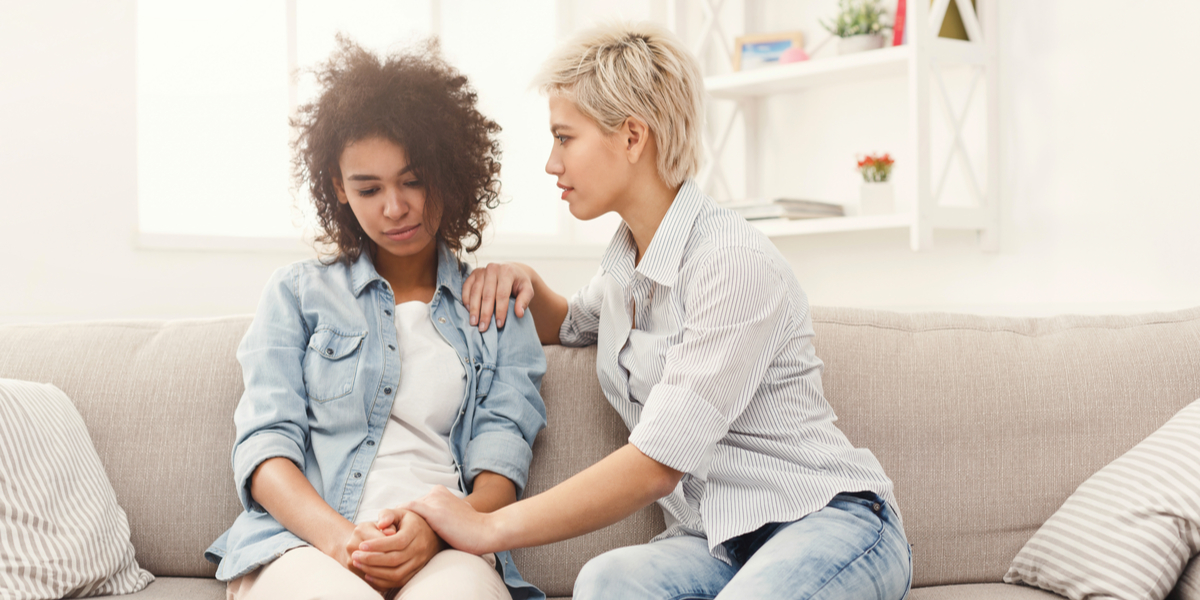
[471,316,477,325]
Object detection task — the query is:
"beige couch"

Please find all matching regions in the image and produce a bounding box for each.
[2,306,1199,599]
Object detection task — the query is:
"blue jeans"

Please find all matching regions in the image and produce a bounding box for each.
[574,492,911,600]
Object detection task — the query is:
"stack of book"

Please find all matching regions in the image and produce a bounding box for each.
[725,198,846,221]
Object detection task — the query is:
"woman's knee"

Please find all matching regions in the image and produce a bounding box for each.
[395,550,508,600]
[574,548,646,600]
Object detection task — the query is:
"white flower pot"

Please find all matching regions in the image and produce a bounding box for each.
[838,34,886,55]
[859,182,894,216]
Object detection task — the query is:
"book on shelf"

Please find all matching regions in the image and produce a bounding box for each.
[724,198,845,221]
[893,0,907,46]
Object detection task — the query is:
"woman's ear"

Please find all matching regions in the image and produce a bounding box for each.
[622,116,652,164]
[332,170,349,205]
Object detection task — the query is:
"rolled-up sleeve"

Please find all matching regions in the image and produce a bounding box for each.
[463,300,548,497]
[231,266,312,513]
[628,247,790,479]
[558,267,605,347]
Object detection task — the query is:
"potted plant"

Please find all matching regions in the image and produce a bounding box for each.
[856,153,895,215]
[822,0,891,55]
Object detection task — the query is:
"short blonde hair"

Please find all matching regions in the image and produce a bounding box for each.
[535,22,704,188]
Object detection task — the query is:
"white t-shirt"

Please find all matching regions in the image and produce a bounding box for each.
[355,301,467,524]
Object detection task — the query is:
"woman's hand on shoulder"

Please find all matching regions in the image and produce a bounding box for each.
[350,509,447,590]
[463,262,535,332]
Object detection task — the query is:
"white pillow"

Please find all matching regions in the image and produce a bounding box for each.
[0,378,154,598]
[1005,397,1200,600]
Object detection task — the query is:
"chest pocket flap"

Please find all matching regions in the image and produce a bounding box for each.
[309,329,366,360]
[304,328,367,403]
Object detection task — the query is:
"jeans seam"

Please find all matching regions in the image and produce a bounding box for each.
[804,512,887,600]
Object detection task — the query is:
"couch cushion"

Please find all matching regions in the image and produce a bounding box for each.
[0,378,154,597]
[106,576,225,599]
[812,306,1200,588]
[0,318,251,578]
[909,583,1063,599]
[1004,397,1200,600]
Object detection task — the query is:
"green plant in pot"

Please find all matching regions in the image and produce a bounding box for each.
[822,0,891,55]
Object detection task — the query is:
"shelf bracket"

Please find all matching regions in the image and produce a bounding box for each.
[932,63,985,206]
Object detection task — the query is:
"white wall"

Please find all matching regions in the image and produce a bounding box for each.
[1,0,1197,324]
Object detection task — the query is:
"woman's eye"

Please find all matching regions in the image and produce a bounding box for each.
[404,180,423,188]
[555,135,569,145]
[357,188,379,197]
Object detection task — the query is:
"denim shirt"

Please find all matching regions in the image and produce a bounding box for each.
[204,241,547,600]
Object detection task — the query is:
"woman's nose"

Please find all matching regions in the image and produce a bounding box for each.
[545,150,563,176]
[383,190,407,220]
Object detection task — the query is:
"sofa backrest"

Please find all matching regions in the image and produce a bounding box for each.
[0,316,661,599]
[2,306,1198,593]
[0,317,250,579]
[810,306,1200,587]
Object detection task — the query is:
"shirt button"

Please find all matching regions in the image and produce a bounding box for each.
[438,317,447,324]
[324,348,333,355]
[366,440,375,446]
[384,387,393,395]
[873,503,882,512]
[353,472,362,479]
[388,344,396,351]
[384,309,392,316]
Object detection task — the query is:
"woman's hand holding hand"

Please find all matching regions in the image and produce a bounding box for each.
[350,509,447,590]
[403,485,502,555]
[463,262,535,332]
[337,521,394,591]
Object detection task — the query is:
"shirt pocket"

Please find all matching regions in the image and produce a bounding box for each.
[303,328,367,403]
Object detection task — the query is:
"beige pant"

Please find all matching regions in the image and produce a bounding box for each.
[226,546,510,600]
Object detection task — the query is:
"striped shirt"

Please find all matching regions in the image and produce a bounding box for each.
[559,179,899,563]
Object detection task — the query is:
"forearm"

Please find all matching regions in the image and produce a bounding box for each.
[464,471,518,513]
[251,457,354,557]
[488,444,680,551]
[516,262,568,345]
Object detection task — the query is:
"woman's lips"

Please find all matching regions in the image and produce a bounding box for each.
[384,225,420,241]
[558,185,573,200]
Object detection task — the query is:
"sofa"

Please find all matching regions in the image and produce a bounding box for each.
[2,305,1199,599]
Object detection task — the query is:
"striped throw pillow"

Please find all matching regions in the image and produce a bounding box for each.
[1004,397,1200,600]
[0,379,154,599]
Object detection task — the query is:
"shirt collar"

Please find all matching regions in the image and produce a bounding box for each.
[348,239,465,301]
[599,179,706,288]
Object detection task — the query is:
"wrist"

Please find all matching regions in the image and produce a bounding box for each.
[315,520,355,559]
[484,508,515,553]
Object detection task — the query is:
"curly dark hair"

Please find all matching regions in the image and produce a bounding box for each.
[292,36,502,264]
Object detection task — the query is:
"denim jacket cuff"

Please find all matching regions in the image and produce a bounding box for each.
[463,431,534,497]
[233,432,306,513]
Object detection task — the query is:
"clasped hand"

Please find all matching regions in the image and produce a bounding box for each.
[401,485,502,556]
[341,508,447,591]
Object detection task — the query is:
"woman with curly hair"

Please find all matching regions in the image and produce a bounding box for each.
[203,38,547,600]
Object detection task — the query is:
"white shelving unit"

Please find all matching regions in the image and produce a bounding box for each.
[669,0,1000,251]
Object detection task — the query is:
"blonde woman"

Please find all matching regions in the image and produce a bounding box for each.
[367,23,911,600]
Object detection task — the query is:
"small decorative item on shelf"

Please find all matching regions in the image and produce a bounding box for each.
[857,153,895,215]
[733,31,805,71]
[822,0,892,55]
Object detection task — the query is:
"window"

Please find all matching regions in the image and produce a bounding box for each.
[136,0,615,252]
